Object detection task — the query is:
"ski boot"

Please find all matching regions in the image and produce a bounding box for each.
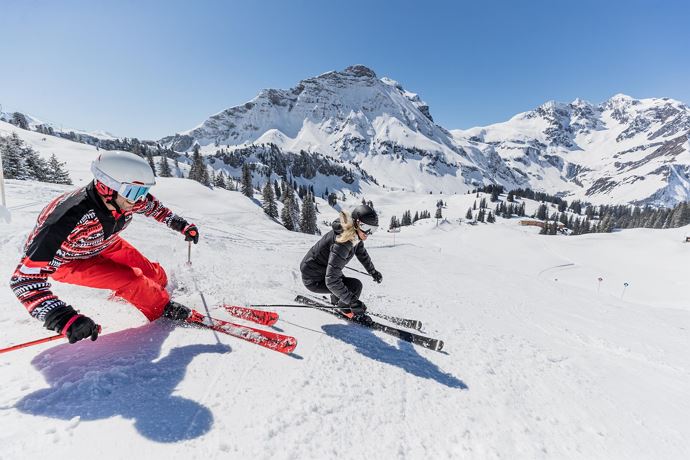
[352,313,373,325]
[163,300,192,321]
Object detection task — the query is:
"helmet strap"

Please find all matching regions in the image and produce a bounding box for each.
[108,193,124,218]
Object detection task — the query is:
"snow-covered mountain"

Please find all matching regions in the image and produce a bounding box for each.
[455,94,690,206]
[0,110,119,144]
[5,66,689,206]
[160,65,520,195]
[161,66,690,206]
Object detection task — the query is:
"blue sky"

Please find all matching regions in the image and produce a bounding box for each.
[1,0,688,139]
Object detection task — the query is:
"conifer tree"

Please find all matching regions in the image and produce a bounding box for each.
[188,145,203,181]
[12,112,28,130]
[262,181,279,218]
[0,133,25,179]
[299,193,318,234]
[146,152,156,177]
[241,163,253,197]
[46,154,72,185]
[214,171,227,189]
[23,147,49,181]
[200,162,210,186]
[158,151,173,177]
[281,194,295,231]
[274,179,281,200]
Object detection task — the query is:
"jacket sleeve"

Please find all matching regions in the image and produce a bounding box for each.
[10,261,68,321]
[133,193,187,232]
[325,242,355,305]
[10,204,84,321]
[354,242,376,274]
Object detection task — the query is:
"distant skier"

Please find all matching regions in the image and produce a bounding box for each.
[10,151,198,344]
[300,204,382,320]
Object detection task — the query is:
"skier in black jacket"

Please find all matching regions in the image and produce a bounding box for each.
[300,205,382,319]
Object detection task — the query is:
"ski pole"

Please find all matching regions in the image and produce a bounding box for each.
[0,334,64,354]
[0,322,103,354]
[199,291,221,344]
[345,266,372,278]
[250,304,345,309]
[187,241,192,266]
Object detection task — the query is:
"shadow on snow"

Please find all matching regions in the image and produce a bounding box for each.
[15,320,230,443]
[322,324,468,389]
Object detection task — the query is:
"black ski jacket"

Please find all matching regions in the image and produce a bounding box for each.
[300,220,376,305]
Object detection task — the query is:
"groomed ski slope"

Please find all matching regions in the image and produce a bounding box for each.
[1,127,689,459]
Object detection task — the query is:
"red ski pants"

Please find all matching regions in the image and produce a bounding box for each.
[51,238,170,321]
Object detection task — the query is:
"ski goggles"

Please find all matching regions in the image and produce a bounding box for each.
[91,162,154,202]
[119,183,151,202]
[358,222,378,235]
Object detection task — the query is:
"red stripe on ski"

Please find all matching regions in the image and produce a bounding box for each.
[221,305,279,326]
[186,310,296,354]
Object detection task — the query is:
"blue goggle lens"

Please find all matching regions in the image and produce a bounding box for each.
[120,184,150,202]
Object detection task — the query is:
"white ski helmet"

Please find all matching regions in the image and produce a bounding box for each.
[91,151,156,202]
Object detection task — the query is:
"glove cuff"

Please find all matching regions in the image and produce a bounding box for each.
[169,216,188,233]
[43,305,78,332]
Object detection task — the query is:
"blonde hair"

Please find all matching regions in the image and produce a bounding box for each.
[336,211,358,244]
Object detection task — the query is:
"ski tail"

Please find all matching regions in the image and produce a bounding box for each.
[221,304,279,326]
[369,312,421,331]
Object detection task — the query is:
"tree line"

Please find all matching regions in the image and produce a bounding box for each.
[1,133,72,184]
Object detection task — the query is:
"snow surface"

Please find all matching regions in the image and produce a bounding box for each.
[1,131,689,459]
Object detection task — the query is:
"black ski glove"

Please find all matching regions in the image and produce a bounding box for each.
[371,270,383,284]
[170,217,200,244]
[43,305,99,344]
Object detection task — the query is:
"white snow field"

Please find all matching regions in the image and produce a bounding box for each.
[1,127,689,459]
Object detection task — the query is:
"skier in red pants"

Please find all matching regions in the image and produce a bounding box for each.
[10,151,198,344]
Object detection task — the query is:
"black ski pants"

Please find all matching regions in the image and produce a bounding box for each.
[303,276,363,304]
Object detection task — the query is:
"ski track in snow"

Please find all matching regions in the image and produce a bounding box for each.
[0,172,689,458]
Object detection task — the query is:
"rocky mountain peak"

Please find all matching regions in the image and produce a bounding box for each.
[342,65,377,78]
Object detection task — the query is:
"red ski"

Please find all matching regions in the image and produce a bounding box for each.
[221,304,279,326]
[186,310,297,354]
